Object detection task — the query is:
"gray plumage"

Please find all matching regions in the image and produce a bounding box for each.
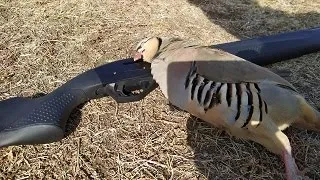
[133,37,320,180]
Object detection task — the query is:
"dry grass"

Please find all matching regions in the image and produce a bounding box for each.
[1,0,320,179]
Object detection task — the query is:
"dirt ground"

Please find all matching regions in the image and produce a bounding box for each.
[1,0,320,179]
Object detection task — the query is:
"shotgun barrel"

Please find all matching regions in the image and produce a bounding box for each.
[213,27,320,65]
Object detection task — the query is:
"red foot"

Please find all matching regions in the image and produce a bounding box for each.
[282,150,300,180]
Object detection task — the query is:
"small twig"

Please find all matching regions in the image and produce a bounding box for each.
[80,156,100,179]
[0,172,5,179]
[76,138,81,176]
[137,159,168,169]
[122,114,139,121]
[93,130,107,137]
[16,177,29,180]
[304,145,309,163]
[115,103,119,121]
[155,119,179,126]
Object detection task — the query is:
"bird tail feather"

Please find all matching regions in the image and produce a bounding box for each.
[294,96,320,131]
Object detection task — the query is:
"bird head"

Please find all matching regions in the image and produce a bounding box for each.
[133,37,162,63]
[133,36,183,63]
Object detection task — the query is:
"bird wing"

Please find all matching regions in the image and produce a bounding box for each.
[156,44,296,91]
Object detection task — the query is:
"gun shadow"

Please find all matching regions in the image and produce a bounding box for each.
[187,0,320,39]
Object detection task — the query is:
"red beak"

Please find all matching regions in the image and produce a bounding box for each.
[133,52,143,61]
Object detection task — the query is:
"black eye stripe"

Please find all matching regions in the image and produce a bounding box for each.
[156,37,162,50]
[136,37,162,53]
[136,39,148,50]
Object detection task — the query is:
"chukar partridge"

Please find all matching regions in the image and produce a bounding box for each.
[133,37,320,180]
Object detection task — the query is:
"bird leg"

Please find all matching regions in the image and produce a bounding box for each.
[272,131,306,180]
[247,117,307,180]
[282,150,302,180]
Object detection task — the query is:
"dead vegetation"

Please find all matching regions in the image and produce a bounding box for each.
[0,0,320,179]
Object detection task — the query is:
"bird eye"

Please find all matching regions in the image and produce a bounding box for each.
[136,45,142,51]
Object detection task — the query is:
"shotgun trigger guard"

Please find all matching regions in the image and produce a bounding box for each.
[98,76,157,103]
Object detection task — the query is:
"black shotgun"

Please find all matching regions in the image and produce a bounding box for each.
[213,27,320,65]
[1,27,320,148]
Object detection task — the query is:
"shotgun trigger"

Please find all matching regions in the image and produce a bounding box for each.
[96,76,158,103]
